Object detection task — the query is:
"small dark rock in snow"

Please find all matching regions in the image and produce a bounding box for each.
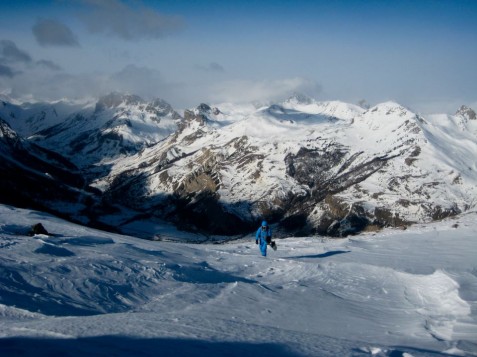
[29,222,49,236]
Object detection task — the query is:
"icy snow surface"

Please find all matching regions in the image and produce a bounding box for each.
[0,204,476,356]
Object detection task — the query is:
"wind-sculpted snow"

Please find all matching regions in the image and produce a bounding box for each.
[1,205,476,356]
[0,212,257,317]
[307,264,471,341]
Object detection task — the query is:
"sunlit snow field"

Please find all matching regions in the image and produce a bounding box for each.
[0,204,476,356]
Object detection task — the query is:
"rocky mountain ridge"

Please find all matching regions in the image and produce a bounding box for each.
[30,93,182,170]
[1,94,476,239]
[0,117,102,225]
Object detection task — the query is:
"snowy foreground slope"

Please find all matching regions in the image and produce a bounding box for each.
[0,204,476,357]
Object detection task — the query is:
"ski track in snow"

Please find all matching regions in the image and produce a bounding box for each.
[0,204,476,356]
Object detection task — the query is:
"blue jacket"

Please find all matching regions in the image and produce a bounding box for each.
[256,226,272,243]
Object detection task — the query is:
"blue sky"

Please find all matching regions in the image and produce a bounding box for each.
[0,0,476,113]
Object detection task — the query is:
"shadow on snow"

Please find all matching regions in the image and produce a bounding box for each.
[288,250,350,260]
[0,336,307,357]
[0,336,456,357]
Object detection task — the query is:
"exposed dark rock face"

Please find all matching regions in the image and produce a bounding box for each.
[182,108,209,128]
[0,119,22,150]
[29,223,49,236]
[456,105,476,120]
[285,146,348,188]
[2,98,475,240]
[94,93,144,112]
[279,144,406,236]
[0,118,104,228]
[170,193,254,235]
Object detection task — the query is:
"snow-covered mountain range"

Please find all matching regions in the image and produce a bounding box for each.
[1,93,476,238]
[27,93,182,169]
[0,114,98,222]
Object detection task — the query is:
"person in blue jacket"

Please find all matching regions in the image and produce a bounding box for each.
[255,220,275,256]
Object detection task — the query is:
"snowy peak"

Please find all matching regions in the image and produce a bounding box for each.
[2,93,477,239]
[92,97,477,238]
[28,94,182,169]
[196,103,214,114]
[281,96,364,121]
[456,105,476,121]
[0,117,18,141]
[95,93,180,119]
[0,93,22,105]
[94,93,144,112]
[355,101,421,134]
[284,92,314,105]
[148,98,182,119]
[193,103,223,120]
[183,106,209,127]
[0,118,22,153]
[312,100,365,120]
[366,101,413,117]
[0,99,87,137]
[182,103,223,128]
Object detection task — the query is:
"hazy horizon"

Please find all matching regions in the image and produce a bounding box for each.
[1,0,476,114]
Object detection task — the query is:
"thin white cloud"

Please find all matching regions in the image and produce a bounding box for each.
[2,64,181,105]
[195,62,225,73]
[32,19,80,47]
[207,77,322,104]
[0,57,324,110]
[80,0,184,40]
[109,64,177,99]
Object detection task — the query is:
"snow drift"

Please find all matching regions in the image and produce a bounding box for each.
[0,204,476,356]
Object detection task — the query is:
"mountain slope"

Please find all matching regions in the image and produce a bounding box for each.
[0,97,88,137]
[0,204,476,356]
[0,117,101,225]
[2,94,476,237]
[94,100,477,237]
[30,93,182,169]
